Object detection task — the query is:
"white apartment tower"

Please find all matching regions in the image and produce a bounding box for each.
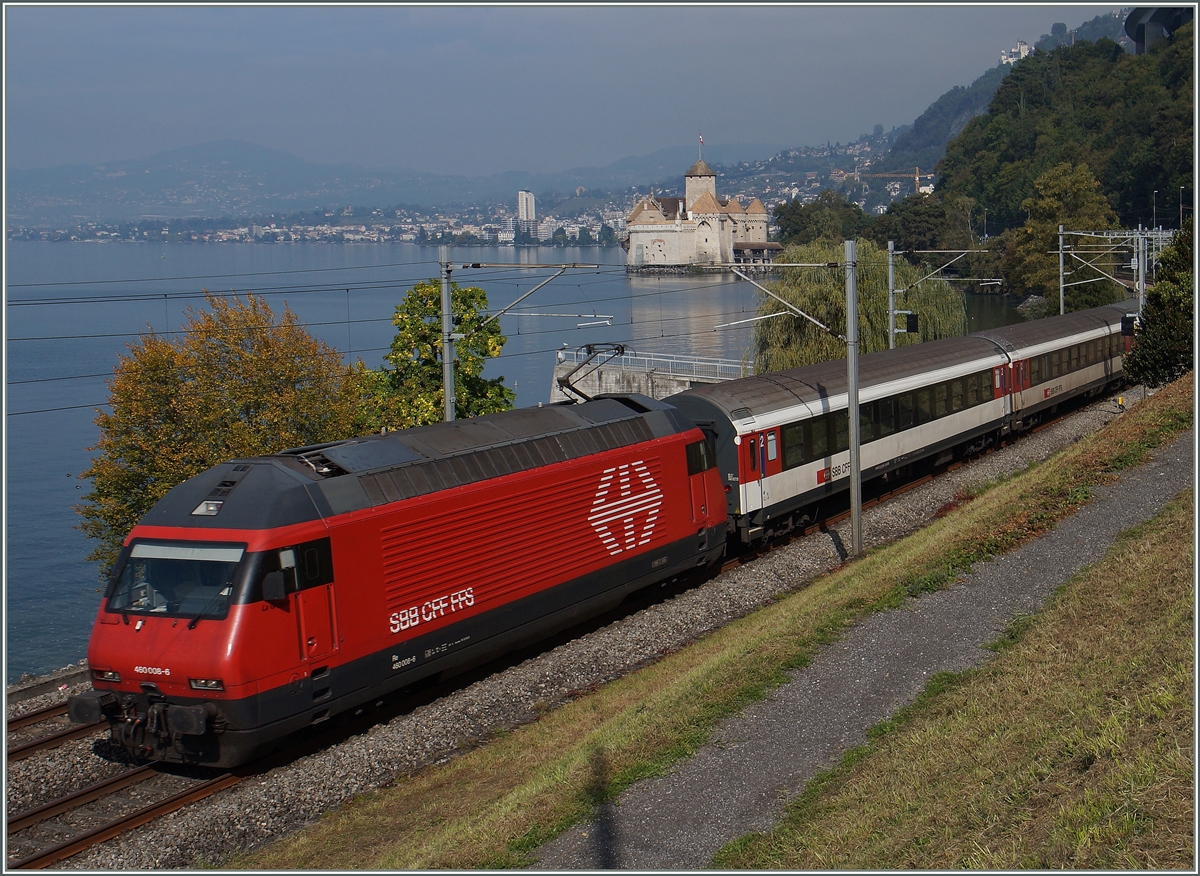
[517,190,536,232]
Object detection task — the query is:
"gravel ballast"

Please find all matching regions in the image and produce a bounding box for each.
[5,390,1171,870]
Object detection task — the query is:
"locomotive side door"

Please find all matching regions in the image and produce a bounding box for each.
[281,541,338,663]
[685,436,715,528]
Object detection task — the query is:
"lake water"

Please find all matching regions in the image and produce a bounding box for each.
[3,242,1021,682]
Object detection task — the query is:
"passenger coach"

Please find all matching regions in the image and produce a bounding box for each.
[668,305,1129,542]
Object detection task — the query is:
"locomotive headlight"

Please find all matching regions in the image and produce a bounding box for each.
[189,678,225,691]
[93,669,121,682]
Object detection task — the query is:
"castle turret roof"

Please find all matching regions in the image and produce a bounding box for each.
[745,197,769,215]
[685,159,716,177]
[688,191,723,214]
[723,197,744,214]
[627,198,668,225]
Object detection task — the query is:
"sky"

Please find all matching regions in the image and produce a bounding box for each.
[5,3,1122,177]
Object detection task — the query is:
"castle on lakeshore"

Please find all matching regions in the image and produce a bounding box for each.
[623,158,780,269]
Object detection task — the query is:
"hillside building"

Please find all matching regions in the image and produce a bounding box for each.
[623,159,780,269]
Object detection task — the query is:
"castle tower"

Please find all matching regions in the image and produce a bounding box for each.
[684,159,717,212]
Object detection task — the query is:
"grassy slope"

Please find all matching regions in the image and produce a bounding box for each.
[231,377,1193,870]
[715,490,1194,869]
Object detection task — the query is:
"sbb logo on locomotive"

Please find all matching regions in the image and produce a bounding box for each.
[588,461,663,556]
[389,587,475,634]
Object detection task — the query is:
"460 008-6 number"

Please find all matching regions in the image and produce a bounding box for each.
[134,665,170,676]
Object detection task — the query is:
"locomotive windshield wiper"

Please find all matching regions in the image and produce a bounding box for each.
[186,586,232,630]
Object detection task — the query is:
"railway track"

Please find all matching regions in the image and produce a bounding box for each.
[5,765,242,869]
[6,704,108,763]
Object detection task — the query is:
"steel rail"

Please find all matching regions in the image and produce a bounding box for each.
[7,723,104,762]
[7,772,242,870]
[6,765,158,833]
[6,703,69,731]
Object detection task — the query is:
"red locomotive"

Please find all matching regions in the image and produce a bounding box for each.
[68,395,728,766]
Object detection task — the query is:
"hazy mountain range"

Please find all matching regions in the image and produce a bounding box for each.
[6,140,786,226]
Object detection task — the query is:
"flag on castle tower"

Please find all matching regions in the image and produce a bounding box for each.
[699,132,703,145]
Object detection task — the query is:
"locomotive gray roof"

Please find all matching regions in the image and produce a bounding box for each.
[137,395,698,531]
[668,304,1127,423]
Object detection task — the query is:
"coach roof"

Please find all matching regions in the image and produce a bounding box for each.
[669,335,1005,423]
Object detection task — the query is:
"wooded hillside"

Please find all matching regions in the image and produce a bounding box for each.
[938,22,1193,233]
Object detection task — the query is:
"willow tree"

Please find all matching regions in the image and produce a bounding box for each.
[77,293,367,572]
[750,239,967,373]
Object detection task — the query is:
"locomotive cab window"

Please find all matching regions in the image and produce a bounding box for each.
[686,439,715,475]
[252,537,335,601]
[106,542,245,621]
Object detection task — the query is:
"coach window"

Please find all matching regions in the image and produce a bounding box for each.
[833,410,849,453]
[1029,357,1041,385]
[933,384,948,419]
[766,432,777,462]
[949,379,964,413]
[807,416,829,462]
[855,403,871,444]
[748,437,757,471]
[966,374,979,407]
[1051,350,1061,378]
[878,397,896,437]
[915,388,932,425]
[898,393,914,430]
[1070,346,1079,371]
[782,423,805,469]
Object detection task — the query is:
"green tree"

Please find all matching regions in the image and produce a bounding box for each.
[362,279,515,429]
[999,162,1124,313]
[774,191,872,246]
[1124,217,1193,386]
[577,226,595,245]
[76,294,366,573]
[751,239,968,372]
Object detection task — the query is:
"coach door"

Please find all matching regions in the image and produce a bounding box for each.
[994,365,1013,414]
[1011,360,1030,412]
[754,429,781,510]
